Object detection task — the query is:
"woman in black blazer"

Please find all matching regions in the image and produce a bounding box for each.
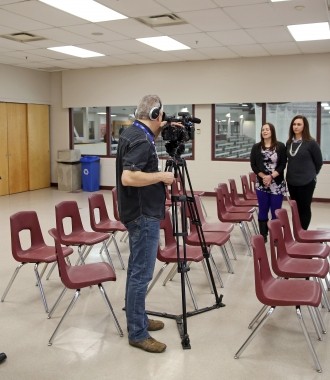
[250,123,287,241]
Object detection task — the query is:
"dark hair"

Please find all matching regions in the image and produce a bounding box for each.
[288,115,314,142]
[260,122,278,150]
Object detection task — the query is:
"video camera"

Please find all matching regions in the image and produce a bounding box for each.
[161,112,201,157]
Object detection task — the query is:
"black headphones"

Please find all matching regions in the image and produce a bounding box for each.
[149,101,162,120]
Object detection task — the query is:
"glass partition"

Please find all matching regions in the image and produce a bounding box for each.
[320,102,330,161]
[73,106,107,155]
[111,104,194,159]
[213,103,262,159]
[265,102,317,145]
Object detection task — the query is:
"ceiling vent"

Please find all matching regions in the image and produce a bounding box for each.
[136,13,187,27]
[1,32,46,42]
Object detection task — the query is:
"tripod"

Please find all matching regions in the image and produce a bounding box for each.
[146,154,225,349]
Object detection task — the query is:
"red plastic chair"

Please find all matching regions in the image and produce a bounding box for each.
[215,186,254,255]
[228,178,258,208]
[55,200,112,267]
[47,228,123,346]
[275,208,330,260]
[111,187,128,242]
[234,234,323,373]
[147,209,207,310]
[288,199,330,243]
[193,194,237,260]
[268,218,330,311]
[88,193,126,270]
[240,174,258,202]
[1,211,73,313]
[184,199,232,279]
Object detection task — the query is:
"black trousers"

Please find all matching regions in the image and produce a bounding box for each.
[287,179,316,230]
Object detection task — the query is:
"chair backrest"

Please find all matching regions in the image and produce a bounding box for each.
[88,193,110,230]
[249,172,257,193]
[111,188,121,222]
[287,199,303,239]
[251,234,275,305]
[160,209,176,247]
[55,200,85,239]
[228,178,240,203]
[268,218,291,276]
[240,174,256,200]
[218,183,233,209]
[10,210,46,260]
[48,228,72,288]
[275,208,295,247]
[215,187,227,221]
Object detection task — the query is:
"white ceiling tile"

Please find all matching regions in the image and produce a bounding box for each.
[223,4,281,28]
[262,42,302,55]
[209,29,256,45]
[229,44,270,57]
[247,26,293,43]
[178,8,240,31]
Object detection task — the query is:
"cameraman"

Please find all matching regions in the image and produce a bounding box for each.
[116,94,175,353]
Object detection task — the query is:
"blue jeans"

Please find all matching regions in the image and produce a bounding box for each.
[124,215,160,342]
[256,189,283,220]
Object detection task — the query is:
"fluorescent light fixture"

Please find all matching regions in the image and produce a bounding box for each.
[48,46,105,58]
[97,112,106,115]
[324,106,330,110]
[39,0,127,22]
[136,36,190,51]
[271,0,292,2]
[321,102,329,107]
[288,22,330,41]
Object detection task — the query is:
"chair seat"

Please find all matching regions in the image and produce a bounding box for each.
[296,230,330,243]
[226,205,254,213]
[262,279,321,307]
[66,262,116,289]
[61,231,110,246]
[232,198,258,208]
[286,241,330,259]
[159,244,204,263]
[219,211,253,223]
[186,231,230,246]
[93,220,126,233]
[16,245,73,263]
[276,257,329,278]
[201,221,234,233]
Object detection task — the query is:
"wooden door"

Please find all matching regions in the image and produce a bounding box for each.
[7,103,29,194]
[27,104,50,190]
[0,103,9,196]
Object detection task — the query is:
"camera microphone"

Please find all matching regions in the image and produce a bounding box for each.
[190,117,201,124]
[177,112,201,124]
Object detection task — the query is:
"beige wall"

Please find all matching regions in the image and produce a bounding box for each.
[0,63,50,104]
[1,54,330,199]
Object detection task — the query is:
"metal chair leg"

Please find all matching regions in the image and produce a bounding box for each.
[1,263,25,302]
[235,306,275,359]
[98,284,124,337]
[296,306,322,373]
[48,290,80,346]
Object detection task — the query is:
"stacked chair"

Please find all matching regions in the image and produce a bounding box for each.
[234,234,325,373]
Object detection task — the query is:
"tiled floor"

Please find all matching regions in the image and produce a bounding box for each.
[1,188,330,380]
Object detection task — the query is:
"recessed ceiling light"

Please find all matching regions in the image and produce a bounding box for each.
[39,0,127,22]
[288,22,330,41]
[136,36,190,51]
[48,46,105,58]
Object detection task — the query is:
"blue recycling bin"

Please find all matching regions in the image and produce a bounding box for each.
[80,156,100,192]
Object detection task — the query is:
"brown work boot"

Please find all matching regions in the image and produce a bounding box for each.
[129,337,166,353]
[147,319,165,331]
